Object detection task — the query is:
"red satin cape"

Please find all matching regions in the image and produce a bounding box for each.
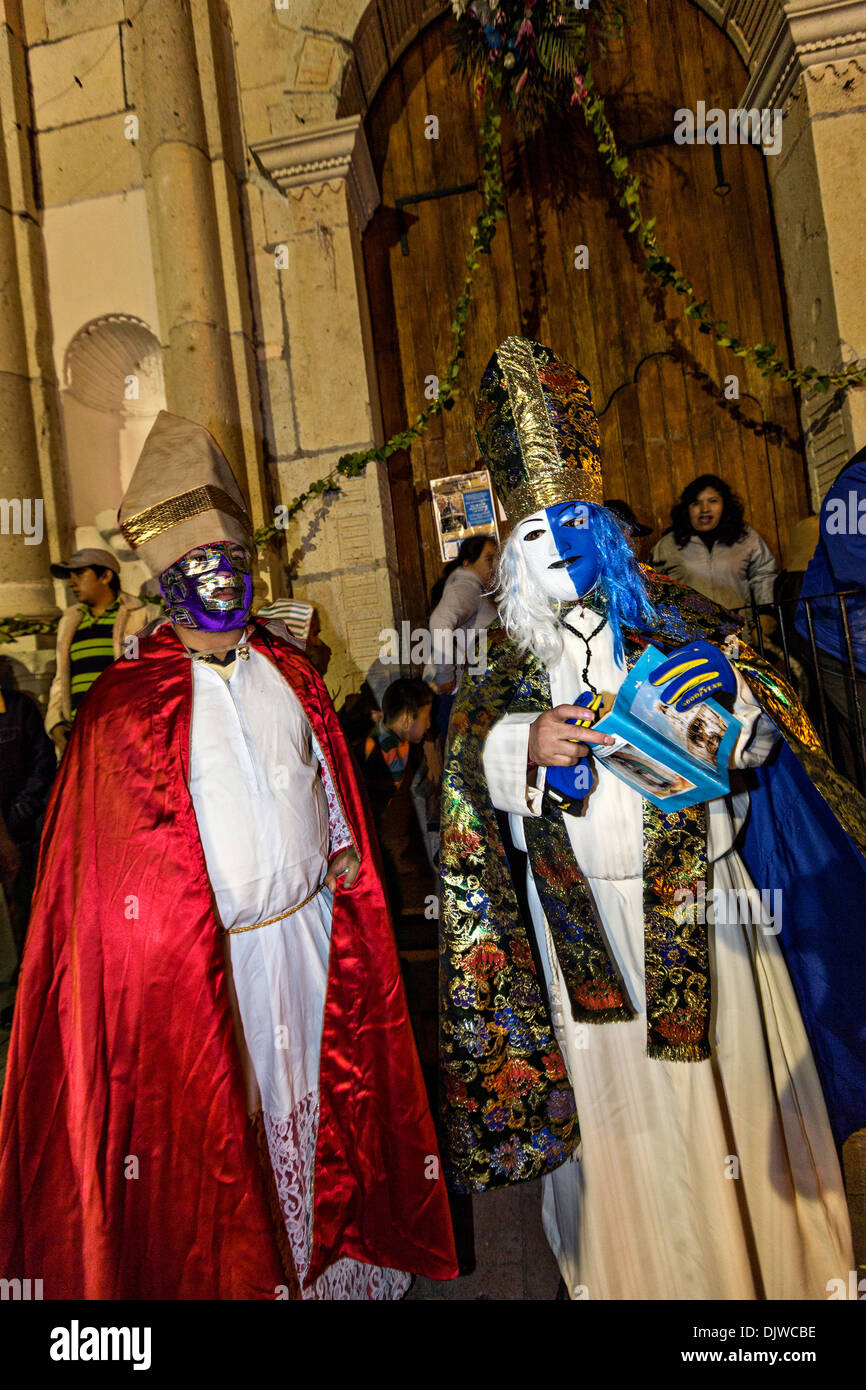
[0,624,457,1297]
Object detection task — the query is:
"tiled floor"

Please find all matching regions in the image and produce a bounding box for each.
[408,1180,561,1300]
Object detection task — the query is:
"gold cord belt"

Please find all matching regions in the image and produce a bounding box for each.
[225,882,323,935]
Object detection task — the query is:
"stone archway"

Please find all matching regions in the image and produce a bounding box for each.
[260,0,866,504]
[358,1,811,626]
[61,314,166,597]
[332,0,791,117]
[238,0,865,618]
[63,315,166,502]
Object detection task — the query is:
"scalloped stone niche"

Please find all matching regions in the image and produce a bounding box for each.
[61,314,167,539]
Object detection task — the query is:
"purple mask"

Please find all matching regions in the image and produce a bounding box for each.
[159,542,253,632]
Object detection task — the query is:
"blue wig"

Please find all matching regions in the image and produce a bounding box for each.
[580,503,658,663]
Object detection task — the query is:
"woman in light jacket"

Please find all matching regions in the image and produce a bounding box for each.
[425,535,498,692]
[651,474,777,615]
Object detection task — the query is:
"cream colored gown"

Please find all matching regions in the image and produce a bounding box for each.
[188,647,410,1299]
[483,606,853,1300]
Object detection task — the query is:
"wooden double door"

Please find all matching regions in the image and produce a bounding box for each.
[362,0,808,627]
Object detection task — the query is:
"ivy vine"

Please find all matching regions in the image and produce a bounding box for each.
[0,615,60,645]
[575,66,866,394]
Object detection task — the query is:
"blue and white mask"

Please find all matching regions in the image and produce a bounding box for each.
[515,501,601,601]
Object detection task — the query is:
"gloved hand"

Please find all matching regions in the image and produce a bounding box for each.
[542,692,597,808]
[650,640,736,711]
[545,757,592,805]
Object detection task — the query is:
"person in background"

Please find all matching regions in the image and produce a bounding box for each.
[257,597,332,677]
[796,445,866,785]
[45,548,158,756]
[363,679,437,910]
[364,678,433,802]
[651,474,777,618]
[603,497,653,562]
[0,679,55,1025]
[425,534,499,735]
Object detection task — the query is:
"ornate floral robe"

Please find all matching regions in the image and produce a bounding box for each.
[439,574,865,1298]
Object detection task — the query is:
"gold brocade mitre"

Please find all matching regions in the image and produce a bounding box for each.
[118,412,253,575]
[474,336,604,524]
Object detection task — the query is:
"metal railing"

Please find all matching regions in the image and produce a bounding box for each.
[736,586,866,793]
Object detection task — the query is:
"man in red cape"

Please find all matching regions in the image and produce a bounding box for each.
[0,412,457,1299]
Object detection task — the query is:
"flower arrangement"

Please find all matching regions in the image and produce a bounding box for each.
[451,0,622,134]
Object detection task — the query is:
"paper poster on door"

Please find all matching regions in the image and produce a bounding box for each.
[430,468,499,561]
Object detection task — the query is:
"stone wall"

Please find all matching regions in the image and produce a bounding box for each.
[766,59,866,507]
[0,1,69,624]
[230,0,413,694]
[4,0,865,697]
[743,2,866,503]
[7,0,418,695]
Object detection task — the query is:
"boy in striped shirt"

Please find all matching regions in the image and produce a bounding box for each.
[46,548,158,753]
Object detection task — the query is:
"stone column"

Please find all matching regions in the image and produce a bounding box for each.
[745,0,866,504]
[0,1,68,619]
[249,116,399,696]
[122,0,244,478]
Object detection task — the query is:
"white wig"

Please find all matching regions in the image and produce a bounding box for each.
[495,529,566,667]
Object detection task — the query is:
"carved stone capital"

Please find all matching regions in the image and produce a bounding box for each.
[251,115,380,233]
[743,0,866,108]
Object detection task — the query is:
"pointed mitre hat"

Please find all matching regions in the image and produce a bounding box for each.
[474,336,603,524]
[118,411,253,575]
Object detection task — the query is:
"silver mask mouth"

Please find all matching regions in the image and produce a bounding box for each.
[197,576,246,612]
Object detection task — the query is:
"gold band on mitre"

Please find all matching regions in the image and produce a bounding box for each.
[474,336,604,523]
[504,465,603,522]
[120,484,251,550]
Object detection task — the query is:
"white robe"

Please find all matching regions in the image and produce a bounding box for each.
[188,648,409,1300]
[483,606,854,1300]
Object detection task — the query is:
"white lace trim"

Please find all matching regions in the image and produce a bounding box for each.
[263,1093,411,1301]
[310,730,353,856]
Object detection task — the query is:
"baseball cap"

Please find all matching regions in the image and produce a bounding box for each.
[50,548,121,579]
